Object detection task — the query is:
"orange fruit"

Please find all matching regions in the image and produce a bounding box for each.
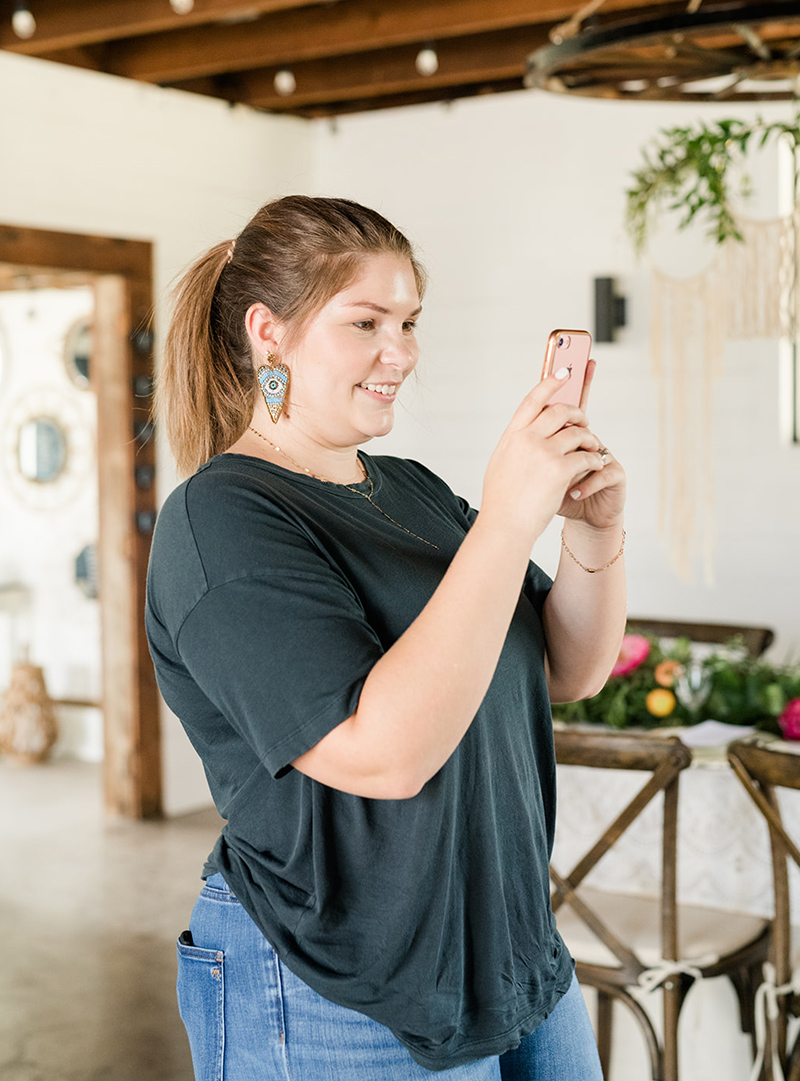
[646,688,676,717]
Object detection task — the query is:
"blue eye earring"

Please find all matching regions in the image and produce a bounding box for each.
[257,352,290,423]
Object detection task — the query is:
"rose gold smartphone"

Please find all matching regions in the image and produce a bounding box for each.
[540,330,592,407]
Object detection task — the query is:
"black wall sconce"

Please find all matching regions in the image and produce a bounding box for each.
[594,277,627,343]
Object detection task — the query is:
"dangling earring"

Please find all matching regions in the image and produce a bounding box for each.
[257,352,290,424]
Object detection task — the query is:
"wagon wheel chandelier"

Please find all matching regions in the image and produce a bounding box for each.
[525,1,800,102]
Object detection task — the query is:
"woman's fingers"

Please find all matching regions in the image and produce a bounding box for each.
[507,369,587,432]
[566,449,608,486]
[568,454,623,501]
[549,422,602,458]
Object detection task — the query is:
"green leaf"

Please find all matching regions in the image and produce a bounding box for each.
[763,682,786,716]
[626,115,773,252]
[606,687,629,729]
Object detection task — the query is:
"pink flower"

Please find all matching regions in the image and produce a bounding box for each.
[612,634,651,677]
[778,698,800,741]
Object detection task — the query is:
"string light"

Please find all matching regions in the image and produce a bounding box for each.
[274,69,297,96]
[12,2,36,39]
[170,0,194,13]
[415,47,439,77]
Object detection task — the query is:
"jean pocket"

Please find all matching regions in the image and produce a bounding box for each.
[176,933,225,1081]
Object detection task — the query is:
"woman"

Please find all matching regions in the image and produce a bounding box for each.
[146,195,626,1080]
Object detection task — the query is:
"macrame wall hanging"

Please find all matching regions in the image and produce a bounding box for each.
[628,118,800,584]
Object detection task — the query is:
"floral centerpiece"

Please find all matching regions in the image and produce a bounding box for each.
[552,630,800,739]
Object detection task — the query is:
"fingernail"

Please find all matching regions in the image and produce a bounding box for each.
[570,489,581,500]
[555,367,570,380]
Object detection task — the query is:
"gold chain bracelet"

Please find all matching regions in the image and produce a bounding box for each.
[561,528,626,574]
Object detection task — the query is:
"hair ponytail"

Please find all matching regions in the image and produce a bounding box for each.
[157,196,426,476]
[158,241,255,477]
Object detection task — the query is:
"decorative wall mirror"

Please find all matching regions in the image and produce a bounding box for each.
[74,543,99,599]
[2,388,91,510]
[63,317,92,390]
[17,416,68,483]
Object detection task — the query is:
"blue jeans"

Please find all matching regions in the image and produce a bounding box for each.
[177,873,602,1080]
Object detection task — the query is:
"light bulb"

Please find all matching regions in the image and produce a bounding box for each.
[170,0,194,12]
[415,48,439,77]
[274,69,297,96]
[12,3,36,39]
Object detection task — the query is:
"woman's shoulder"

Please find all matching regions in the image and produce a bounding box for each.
[160,454,299,523]
[152,455,310,574]
[148,456,324,632]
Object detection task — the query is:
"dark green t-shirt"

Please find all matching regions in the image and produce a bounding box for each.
[145,451,573,1071]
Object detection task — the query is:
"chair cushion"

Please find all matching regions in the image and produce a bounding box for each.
[556,886,769,968]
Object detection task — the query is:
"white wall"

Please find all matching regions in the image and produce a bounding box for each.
[315,91,800,659]
[0,50,316,813]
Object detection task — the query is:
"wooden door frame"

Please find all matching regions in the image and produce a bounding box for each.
[0,224,161,818]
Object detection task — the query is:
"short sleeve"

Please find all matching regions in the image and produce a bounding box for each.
[522,560,553,619]
[175,534,384,779]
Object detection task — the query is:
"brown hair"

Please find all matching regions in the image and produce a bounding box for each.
[158,195,427,476]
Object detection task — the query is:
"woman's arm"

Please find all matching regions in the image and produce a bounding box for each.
[292,369,613,800]
[542,518,627,703]
[293,514,536,799]
[540,360,627,703]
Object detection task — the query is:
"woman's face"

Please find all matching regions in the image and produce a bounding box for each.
[280,253,421,448]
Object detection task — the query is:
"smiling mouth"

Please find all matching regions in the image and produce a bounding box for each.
[358,382,398,396]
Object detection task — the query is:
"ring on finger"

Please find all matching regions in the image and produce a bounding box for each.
[599,446,610,466]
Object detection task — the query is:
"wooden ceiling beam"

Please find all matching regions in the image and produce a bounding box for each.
[287,77,527,118]
[29,46,105,72]
[72,0,662,84]
[0,0,327,54]
[172,25,551,109]
[6,0,799,115]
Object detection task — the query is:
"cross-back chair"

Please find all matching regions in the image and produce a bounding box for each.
[551,727,771,1081]
[728,739,800,1081]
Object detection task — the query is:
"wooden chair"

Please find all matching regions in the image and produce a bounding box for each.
[552,727,771,1081]
[727,739,800,1081]
[626,617,774,659]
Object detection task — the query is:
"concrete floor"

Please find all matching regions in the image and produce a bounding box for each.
[0,759,222,1081]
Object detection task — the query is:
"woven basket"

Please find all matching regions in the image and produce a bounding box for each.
[0,663,58,765]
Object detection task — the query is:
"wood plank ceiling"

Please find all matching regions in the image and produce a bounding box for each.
[2,0,800,118]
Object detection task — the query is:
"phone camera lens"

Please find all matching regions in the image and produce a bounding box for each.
[557,335,571,350]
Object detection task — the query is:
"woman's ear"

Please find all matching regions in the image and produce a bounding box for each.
[244,302,282,359]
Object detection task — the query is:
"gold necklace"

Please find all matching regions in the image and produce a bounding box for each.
[248,426,439,550]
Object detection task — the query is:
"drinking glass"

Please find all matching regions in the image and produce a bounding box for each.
[675,661,712,719]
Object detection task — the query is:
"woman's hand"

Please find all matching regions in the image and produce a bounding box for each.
[479,366,607,545]
[556,360,626,531]
[557,453,626,530]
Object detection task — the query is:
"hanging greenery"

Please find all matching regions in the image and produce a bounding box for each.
[626,115,800,255]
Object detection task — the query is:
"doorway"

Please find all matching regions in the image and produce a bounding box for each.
[0,224,160,818]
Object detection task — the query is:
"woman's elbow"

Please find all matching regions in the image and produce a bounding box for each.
[548,674,608,705]
[292,740,428,800]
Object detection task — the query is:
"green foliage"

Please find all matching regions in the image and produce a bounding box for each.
[626,115,800,255]
[552,632,800,734]
[553,634,692,729]
[703,653,800,733]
